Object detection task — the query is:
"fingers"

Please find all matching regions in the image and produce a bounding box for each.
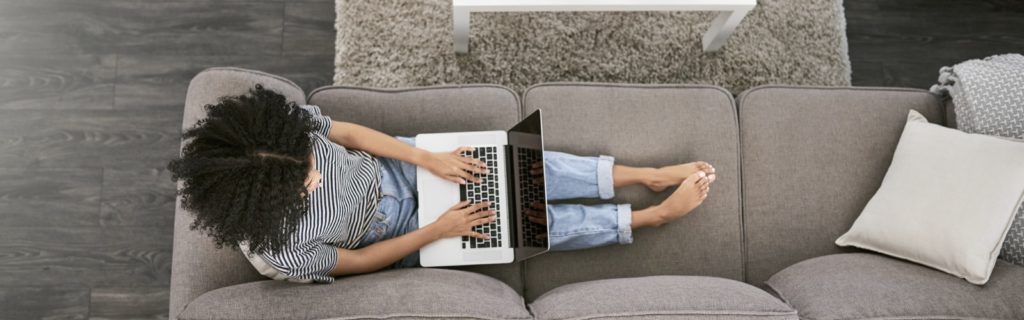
[467,208,496,220]
[450,200,490,212]
[444,147,487,184]
[458,201,491,214]
[463,230,490,240]
[449,200,472,210]
[471,214,497,227]
[449,164,479,184]
[452,146,474,155]
[457,156,487,171]
[446,176,467,185]
[452,146,487,171]
[454,157,487,175]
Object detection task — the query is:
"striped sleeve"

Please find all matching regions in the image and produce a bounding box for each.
[299,105,332,137]
[258,240,339,283]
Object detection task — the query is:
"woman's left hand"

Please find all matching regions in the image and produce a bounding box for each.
[422,147,487,184]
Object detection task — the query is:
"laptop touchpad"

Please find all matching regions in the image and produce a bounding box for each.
[463,250,502,262]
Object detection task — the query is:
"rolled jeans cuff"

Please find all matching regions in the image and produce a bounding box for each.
[597,155,615,200]
[616,203,633,245]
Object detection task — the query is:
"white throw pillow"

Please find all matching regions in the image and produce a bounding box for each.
[835,110,1024,285]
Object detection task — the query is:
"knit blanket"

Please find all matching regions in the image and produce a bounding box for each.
[931,53,1024,266]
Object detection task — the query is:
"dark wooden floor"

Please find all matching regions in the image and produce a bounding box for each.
[0,0,1021,319]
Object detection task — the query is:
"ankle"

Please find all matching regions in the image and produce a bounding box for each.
[633,206,669,228]
[614,166,659,188]
[639,167,662,185]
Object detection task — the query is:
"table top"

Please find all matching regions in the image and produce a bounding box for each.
[454,0,756,11]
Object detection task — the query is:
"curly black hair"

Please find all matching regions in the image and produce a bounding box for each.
[168,84,316,255]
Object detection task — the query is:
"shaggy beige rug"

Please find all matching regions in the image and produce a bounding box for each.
[333,0,850,93]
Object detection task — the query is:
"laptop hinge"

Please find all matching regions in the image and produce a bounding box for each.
[504,144,519,249]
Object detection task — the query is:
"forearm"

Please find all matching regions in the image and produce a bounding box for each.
[329,121,430,166]
[329,224,440,276]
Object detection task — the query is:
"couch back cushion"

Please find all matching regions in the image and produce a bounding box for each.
[521,83,743,301]
[307,84,525,293]
[738,86,946,286]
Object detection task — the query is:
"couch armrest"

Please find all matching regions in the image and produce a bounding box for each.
[170,67,307,320]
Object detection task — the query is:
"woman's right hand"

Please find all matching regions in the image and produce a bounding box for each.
[429,201,496,241]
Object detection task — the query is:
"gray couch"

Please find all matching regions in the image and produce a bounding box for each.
[169,68,1024,320]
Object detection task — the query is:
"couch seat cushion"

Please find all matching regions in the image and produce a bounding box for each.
[766,253,1024,320]
[178,268,531,320]
[521,83,744,301]
[529,276,797,320]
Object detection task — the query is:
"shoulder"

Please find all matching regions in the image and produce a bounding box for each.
[297,104,323,116]
[298,105,332,137]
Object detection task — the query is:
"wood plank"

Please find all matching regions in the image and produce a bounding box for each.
[0,286,90,320]
[89,287,169,320]
[0,54,116,110]
[114,55,280,110]
[0,168,102,228]
[0,0,284,56]
[848,58,885,87]
[844,0,1024,60]
[277,54,336,92]
[0,227,172,287]
[877,58,953,88]
[0,109,182,168]
[113,1,285,56]
[0,0,122,54]
[101,168,176,228]
[115,54,335,110]
[284,1,337,56]
[845,0,1024,13]
[844,0,1024,88]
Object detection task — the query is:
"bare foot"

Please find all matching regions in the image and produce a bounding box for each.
[651,171,710,225]
[645,161,716,192]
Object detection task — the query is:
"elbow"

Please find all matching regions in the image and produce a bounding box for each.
[331,121,358,147]
[331,247,372,277]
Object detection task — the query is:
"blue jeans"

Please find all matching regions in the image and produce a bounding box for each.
[357,137,632,268]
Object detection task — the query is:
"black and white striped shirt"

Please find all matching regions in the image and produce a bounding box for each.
[245,105,382,283]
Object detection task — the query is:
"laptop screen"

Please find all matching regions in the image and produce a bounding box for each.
[507,110,549,259]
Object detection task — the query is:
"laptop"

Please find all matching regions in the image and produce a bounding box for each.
[416,110,550,267]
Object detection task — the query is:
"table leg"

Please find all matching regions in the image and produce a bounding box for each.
[701,9,751,52]
[454,7,470,53]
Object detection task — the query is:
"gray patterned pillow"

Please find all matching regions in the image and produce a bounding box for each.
[932,53,1024,266]
[1007,207,1024,265]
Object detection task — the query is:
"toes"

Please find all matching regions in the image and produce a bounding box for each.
[685,171,707,185]
[697,161,716,174]
[697,175,710,186]
[707,173,717,183]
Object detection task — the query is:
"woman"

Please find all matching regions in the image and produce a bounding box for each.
[169,85,716,283]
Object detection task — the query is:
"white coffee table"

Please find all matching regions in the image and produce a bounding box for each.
[453,0,756,53]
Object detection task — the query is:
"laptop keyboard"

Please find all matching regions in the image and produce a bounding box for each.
[517,147,547,247]
[460,146,503,249]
